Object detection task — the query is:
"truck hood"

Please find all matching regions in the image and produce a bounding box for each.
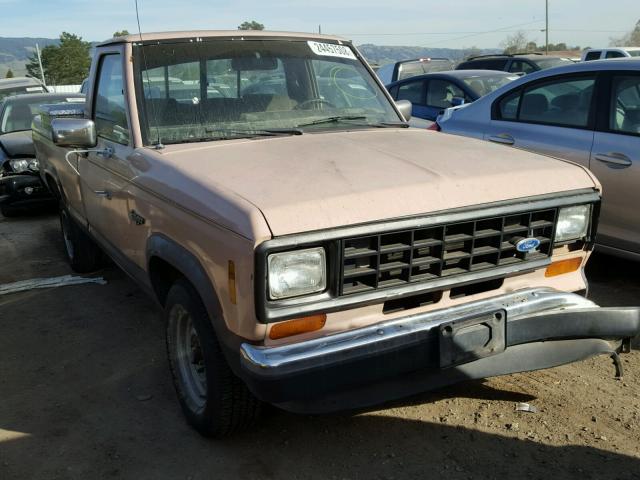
[161,129,598,237]
[0,131,34,158]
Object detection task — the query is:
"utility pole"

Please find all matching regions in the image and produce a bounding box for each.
[318,24,322,35]
[545,0,549,54]
[35,43,46,86]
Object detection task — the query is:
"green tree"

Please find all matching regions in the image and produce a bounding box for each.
[238,20,265,30]
[113,30,130,37]
[25,32,91,85]
[610,19,640,46]
[5,69,14,78]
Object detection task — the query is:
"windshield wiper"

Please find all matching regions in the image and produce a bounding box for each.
[204,128,303,137]
[296,115,368,127]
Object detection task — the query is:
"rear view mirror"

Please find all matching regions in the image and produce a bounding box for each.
[451,97,465,107]
[51,118,97,148]
[395,99,412,121]
[231,56,278,71]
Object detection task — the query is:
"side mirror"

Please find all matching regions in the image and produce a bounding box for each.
[395,99,412,121]
[51,118,97,148]
[451,97,465,107]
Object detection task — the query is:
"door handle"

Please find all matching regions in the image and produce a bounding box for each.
[594,153,632,168]
[94,190,112,200]
[488,134,515,146]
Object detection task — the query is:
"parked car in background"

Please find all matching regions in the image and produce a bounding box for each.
[582,47,640,61]
[377,57,455,84]
[0,76,49,100]
[386,70,519,121]
[436,59,640,260]
[456,53,574,74]
[0,93,84,216]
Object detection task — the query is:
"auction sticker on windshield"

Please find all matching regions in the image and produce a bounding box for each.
[307,41,356,60]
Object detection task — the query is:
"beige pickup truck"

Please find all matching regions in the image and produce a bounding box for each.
[32,30,640,437]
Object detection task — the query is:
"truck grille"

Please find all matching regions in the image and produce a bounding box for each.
[340,208,557,295]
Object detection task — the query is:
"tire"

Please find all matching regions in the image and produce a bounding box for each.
[59,205,102,273]
[165,279,261,437]
[0,205,19,217]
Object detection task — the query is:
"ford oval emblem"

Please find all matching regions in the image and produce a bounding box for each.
[516,237,541,253]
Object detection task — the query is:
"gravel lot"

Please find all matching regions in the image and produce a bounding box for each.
[1,212,639,480]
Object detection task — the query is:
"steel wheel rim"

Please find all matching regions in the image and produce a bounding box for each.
[171,304,207,411]
[61,212,74,259]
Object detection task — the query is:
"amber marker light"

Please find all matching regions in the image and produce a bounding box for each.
[269,314,327,340]
[545,257,582,277]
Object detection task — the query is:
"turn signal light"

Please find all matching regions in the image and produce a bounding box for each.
[269,314,327,340]
[545,257,582,277]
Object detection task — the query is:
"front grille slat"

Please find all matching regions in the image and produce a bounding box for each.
[340,207,557,296]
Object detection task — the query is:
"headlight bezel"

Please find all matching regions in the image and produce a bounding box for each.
[267,247,327,300]
[9,158,39,173]
[554,204,593,245]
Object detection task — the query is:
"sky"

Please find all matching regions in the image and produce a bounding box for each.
[1,0,638,49]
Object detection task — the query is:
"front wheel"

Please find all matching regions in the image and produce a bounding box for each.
[165,279,261,437]
[59,206,101,272]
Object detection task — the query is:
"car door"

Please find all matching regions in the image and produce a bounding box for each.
[79,51,148,270]
[589,72,640,255]
[394,79,430,120]
[483,74,598,167]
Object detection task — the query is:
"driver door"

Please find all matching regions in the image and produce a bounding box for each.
[79,51,147,270]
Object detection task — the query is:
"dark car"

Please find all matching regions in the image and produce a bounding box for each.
[386,70,518,121]
[456,53,573,75]
[0,93,84,216]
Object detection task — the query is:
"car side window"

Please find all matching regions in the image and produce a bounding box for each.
[496,76,595,128]
[396,80,425,106]
[94,54,130,145]
[426,80,465,109]
[610,75,640,135]
[584,51,601,61]
[605,51,626,59]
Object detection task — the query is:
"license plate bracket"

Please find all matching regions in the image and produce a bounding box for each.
[439,310,506,368]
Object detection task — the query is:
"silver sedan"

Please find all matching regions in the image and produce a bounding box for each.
[436,59,640,261]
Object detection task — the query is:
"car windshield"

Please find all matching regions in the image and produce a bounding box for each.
[0,96,83,134]
[397,60,454,81]
[461,74,519,96]
[0,85,46,101]
[133,39,401,145]
[532,57,574,70]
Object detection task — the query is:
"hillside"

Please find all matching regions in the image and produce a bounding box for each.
[0,36,502,78]
[0,37,60,76]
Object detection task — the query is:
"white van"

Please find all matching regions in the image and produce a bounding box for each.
[582,47,640,61]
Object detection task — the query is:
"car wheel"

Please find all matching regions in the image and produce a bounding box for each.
[0,205,19,217]
[165,279,261,437]
[59,206,102,273]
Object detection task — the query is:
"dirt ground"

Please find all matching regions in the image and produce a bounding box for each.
[1,212,639,480]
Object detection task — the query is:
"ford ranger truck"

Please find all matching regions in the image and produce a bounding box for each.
[31,30,640,438]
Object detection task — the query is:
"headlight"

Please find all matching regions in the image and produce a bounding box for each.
[9,158,39,173]
[268,247,327,299]
[555,205,591,243]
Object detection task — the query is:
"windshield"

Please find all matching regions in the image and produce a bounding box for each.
[133,39,400,145]
[0,96,84,134]
[0,85,46,101]
[533,57,574,70]
[461,74,518,96]
[397,60,454,81]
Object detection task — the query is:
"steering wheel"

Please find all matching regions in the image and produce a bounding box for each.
[294,98,336,110]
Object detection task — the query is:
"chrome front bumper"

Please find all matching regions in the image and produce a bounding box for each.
[239,288,640,411]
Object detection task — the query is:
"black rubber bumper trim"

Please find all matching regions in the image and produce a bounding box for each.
[240,307,640,407]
